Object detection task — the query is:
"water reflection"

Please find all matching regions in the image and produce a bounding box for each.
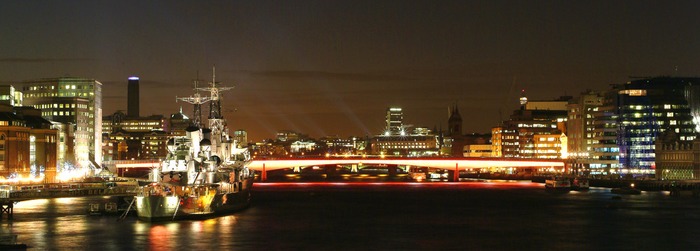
[2,183,700,250]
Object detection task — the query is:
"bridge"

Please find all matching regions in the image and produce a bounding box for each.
[249,157,565,181]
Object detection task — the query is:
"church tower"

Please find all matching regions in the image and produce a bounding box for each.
[447,104,462,137]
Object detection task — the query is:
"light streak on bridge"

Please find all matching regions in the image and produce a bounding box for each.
[249,157,564,171]
[249,157,565,181]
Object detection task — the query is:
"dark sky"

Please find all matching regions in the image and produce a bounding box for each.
[1,1,699,141]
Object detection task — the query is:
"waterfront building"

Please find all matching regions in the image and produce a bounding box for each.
[587,90,621,176]
[463,144,492,157]
[491,126,504,157]
[0,104,58,182]
[654,130,699,180]
[22,77,102,168]
[370,135,439,156]
[566,91,605,175]
[494,95,569,158]
[533,133,567,159]
[613,77,699,176]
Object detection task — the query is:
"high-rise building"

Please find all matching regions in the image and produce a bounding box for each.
[612,77,699,176]
[127,77,140,118]
[566,91,605,175]
[385,107,403,136]
[22,77,102,168]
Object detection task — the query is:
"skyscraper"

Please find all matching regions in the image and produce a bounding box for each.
[385,107,403,136]
[128,76,140,118]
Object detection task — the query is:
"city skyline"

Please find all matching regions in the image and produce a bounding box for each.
[2,1,700,141]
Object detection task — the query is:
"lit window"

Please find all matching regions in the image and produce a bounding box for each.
[667,112,674,117]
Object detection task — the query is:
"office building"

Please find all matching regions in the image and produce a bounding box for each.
[612,77,699,176]
[385,107,404,136]
[22,77,102,168]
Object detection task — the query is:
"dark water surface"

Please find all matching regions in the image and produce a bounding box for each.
[3,181,700,250]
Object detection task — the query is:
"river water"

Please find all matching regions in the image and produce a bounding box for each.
[3,181,700,250]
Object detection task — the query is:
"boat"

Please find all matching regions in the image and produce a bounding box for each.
[134,69,254,221]
[571,177,590,190]
[545,176,571,191]
[611,183,641,195]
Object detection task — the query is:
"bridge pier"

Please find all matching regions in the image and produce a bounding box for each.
[293,166,301,173]
[261,163,267,182]
[351,164,358,173]
[388,166,397,176]
[454,163,459,182]
[0,200,13,220]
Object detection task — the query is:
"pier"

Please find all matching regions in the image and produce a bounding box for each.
[0,181,138,219]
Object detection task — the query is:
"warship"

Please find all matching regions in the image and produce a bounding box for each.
[135,68,254,221]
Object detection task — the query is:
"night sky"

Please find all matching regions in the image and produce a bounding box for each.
[1,1,699,141]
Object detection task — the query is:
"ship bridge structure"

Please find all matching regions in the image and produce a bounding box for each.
[249,157,565,181]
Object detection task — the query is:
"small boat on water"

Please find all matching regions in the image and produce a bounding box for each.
[572,177,590,190]
[611,183,641,195]
[545,176,571,191]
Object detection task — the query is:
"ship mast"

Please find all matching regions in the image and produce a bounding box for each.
[199,67,234,155]
[176,74,210,128]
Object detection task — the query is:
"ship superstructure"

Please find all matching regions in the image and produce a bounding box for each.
[135,68,253,221]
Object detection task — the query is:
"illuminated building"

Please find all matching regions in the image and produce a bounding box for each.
[566,91,606,175]
[533,133,567,159]
[491,126,503,157]
[370,135,439,156]
[22,77,102,168]
[613,77,699,176]
[463,144,492,157]
[106,130,168,160]
[0,85,23,106]
[0,103,58,182]
[127,76,140,117]
[102,77,177,161]
[655,130,699,180]
[495,96,569,158]
[103,111,167,134]
[372,107,440,156]
[233,130,248,147]
[166,107,191,137]
[276,130,304,142]
[385,107,404,136]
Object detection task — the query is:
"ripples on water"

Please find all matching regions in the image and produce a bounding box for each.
[3,182,700,250]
